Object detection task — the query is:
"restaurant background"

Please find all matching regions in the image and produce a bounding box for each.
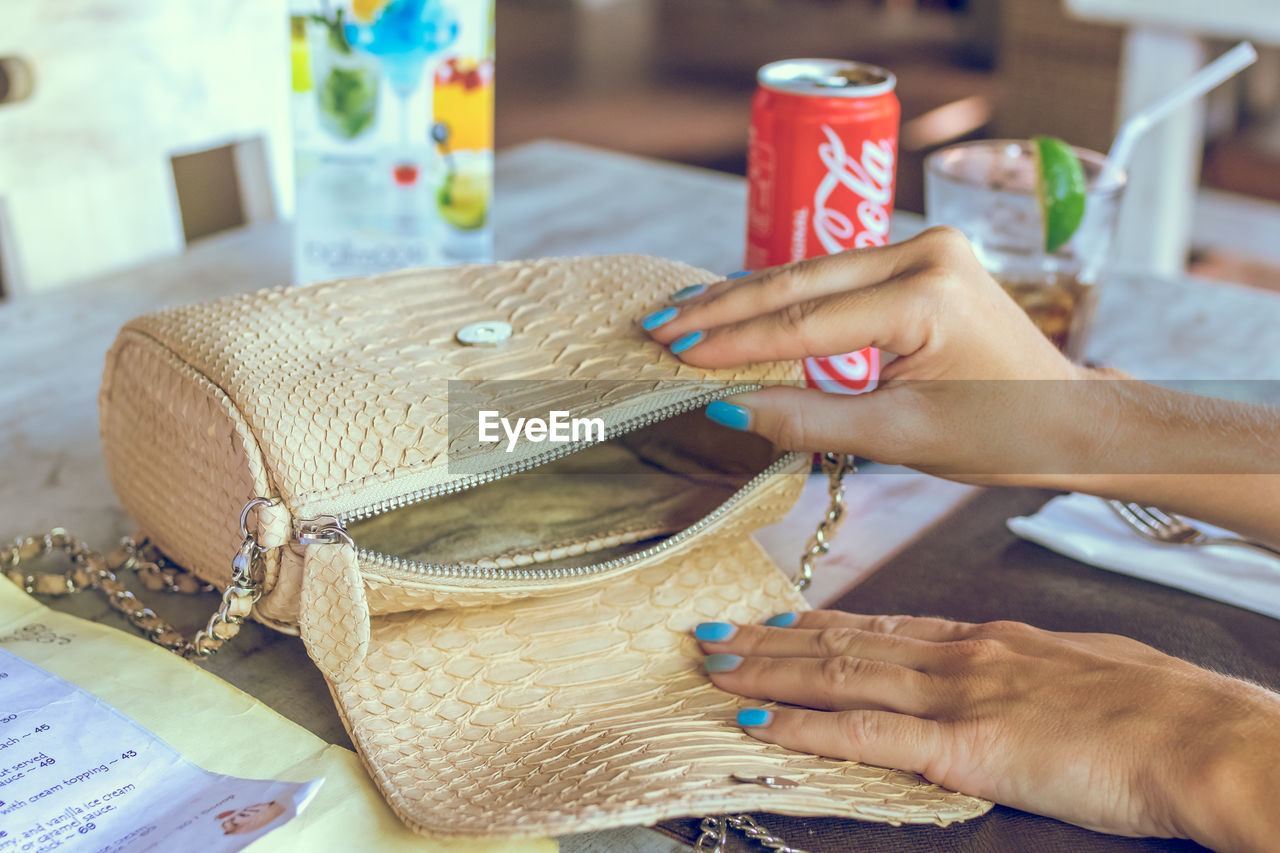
[0,0,1277,298]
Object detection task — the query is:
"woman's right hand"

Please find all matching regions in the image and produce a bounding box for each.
[643,226,1115,485]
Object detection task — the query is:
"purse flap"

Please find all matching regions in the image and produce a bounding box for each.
[300,526,991,837]
[123,255,803,521]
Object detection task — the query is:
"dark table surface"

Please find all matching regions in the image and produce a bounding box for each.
[661,486,1280,852]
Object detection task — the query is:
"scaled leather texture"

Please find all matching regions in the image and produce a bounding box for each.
[303,472,991,837]
[98,255,992,837]
[101,255,801,624]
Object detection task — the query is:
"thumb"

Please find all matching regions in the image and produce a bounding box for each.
[707,385,915,462]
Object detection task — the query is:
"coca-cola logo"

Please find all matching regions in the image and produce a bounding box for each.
[805,349,880,395]
[812,125,895,254]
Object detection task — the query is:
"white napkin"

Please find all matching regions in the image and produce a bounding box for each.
[1007,493,1280,620]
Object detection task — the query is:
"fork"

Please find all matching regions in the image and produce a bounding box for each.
[1106,500,1280,558]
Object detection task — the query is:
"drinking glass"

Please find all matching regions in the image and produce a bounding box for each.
[924,139,1126,362]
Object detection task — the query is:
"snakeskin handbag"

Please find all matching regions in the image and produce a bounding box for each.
[10,255,989,844]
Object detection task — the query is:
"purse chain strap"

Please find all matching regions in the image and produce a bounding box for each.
[1,528,265,659]
[695,814,812,853]
[794,452,856,591]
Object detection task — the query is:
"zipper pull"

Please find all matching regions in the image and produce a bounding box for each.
[295,515,354,548]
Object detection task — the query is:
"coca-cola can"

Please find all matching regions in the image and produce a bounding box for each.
[746,58,899,394]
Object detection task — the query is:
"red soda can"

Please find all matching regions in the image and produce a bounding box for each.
[746,58,899,394]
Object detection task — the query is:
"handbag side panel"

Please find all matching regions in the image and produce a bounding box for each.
[99,329,295,626]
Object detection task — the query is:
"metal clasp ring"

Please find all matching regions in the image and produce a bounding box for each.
[239,497,273,540]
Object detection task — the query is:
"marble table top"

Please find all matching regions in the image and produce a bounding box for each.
[3,140,1279,852]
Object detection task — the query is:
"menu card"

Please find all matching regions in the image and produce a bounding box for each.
[0,649,321,852]
[0,576,552,853]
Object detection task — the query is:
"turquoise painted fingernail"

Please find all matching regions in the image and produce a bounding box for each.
[737,708,773,727]
[726,270,752,279]
[642,307,678,331]
[705,401,750,431]
[670,283,707,302]
[704,654,743,673]
[670,331,704,354]
[764,612,797,628]
[695,622,737,642]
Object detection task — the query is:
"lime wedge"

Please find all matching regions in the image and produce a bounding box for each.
[1033,136,1087,253]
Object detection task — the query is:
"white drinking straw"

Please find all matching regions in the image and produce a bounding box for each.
[1104,41,1258,185]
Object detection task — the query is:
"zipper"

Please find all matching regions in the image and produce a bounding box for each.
[296,384,795,582]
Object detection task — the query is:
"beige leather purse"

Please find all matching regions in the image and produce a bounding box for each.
[10,255,989,844]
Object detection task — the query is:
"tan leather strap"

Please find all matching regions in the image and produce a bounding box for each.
[298,537,371,683]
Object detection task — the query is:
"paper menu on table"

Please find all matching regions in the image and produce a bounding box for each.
[0,581,555,853]
[0,649,321,852]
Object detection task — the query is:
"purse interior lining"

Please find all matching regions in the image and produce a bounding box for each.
[347,410,780,569]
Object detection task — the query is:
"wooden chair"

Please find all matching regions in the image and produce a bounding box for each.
[0,1,291,299]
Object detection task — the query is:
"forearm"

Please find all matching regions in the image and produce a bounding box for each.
[1049,376,1280,547]
[1175,685,1280,852]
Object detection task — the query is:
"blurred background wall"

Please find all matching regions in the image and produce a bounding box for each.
[0,1,288,297]
[2,0,1278,297]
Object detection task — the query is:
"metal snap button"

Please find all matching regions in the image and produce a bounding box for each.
[730,773,800,789]
[455,321,512,346]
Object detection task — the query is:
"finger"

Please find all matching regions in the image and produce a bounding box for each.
[664,269,759,308]
[649,240,925,345]
[738,707,944,779]
[704,385,919,462]
[655,278,930,367]
[786,611,976,642]
[653,227,992,366]
[697,624,937,671]
[705,654,934,716]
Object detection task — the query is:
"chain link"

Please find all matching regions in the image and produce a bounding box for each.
[695,815,811,853]
[1,528,262,660]
[695,816,728,851]
[794,452,856,591]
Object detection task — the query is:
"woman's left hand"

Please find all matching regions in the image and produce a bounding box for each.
[696,610,1280,849]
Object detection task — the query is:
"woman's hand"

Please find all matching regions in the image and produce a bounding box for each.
[650,227,1073,383]
[640,228,1280,545]
[642,227,1111,485]
[695,611,1280,850]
